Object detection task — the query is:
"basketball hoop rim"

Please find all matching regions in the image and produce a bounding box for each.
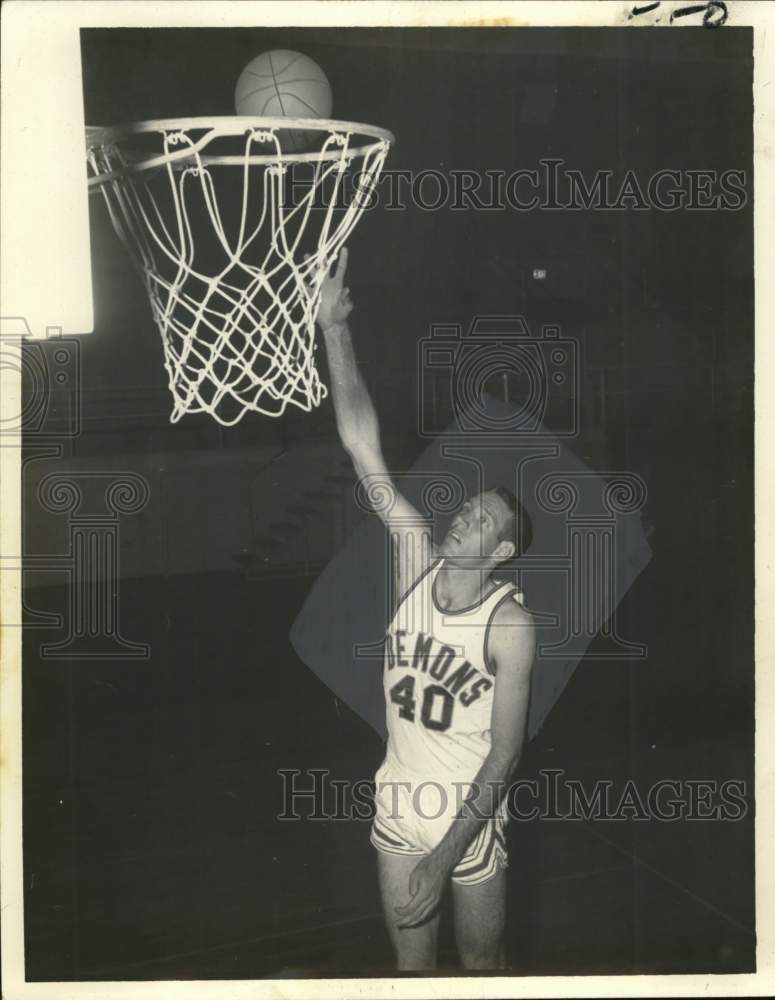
[86,116,395,186]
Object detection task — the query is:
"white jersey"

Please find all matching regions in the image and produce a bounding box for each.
[383,557,524,781]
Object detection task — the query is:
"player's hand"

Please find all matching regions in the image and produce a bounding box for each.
[310,247,353,331]
[394,855,449,929]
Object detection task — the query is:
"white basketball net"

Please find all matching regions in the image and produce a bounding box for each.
[87,123,390,425]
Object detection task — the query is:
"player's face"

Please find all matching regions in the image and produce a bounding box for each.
[441,492,512,562]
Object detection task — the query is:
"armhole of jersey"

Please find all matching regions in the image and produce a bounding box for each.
[393,554,443,618]
[483,586,520,677]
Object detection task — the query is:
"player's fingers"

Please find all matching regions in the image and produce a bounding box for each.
[401,887,431,920]
[395,902,420,924]
[335,246,349,281]
[397,900,433,928]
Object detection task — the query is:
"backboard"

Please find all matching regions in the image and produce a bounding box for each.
[1,8,93,339]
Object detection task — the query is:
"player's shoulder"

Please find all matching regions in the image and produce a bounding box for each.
[490,585,533,629]
[487,585,535,675]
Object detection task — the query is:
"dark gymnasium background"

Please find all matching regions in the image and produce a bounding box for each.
[22,28,753,979]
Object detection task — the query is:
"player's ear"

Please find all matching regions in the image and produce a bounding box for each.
[493,539,516,563]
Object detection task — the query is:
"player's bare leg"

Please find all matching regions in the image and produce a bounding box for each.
[377,851,441,971]
[451,864,508,970]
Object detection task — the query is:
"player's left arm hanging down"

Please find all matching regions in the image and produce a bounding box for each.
[395,600,535,929]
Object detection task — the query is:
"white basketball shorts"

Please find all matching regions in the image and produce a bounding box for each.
[369,754,508,886]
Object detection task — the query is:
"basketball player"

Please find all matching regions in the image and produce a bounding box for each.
[314,249,535,971]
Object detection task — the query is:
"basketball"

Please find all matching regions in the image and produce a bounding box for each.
[234,50,333,152]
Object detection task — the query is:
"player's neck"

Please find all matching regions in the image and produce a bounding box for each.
[434,561,496,612]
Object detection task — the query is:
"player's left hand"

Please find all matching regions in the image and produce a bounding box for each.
[394,855,450,929]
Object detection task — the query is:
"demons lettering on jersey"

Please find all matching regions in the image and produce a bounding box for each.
[385,629,492,708]
[381,558,523,777]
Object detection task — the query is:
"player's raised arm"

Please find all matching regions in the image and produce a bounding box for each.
[314,248,435,598]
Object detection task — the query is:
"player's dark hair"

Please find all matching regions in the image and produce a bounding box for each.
[492,485,532,558]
